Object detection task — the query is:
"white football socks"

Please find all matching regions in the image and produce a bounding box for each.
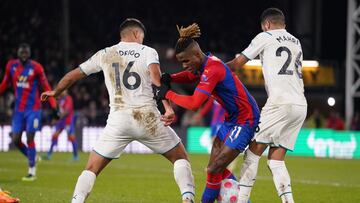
[237,149,261,203]
[71,170,96,203]
[173,159,195,201]
[267,160,294,203]
[28,166,36,176]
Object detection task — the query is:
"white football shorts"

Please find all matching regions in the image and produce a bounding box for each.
[93,106,180,159]
[254,104,307,151]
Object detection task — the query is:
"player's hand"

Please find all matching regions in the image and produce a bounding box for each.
[153,85,170,101]
[41,91,56,101]
[160,73,172,87]
[161,108,175,126]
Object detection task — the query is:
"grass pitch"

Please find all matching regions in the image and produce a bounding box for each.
[0,151,359,202]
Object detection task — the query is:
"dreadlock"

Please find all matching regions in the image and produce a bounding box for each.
[175,23,201,54]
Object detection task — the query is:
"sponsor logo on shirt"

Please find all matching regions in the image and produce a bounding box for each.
[17,76,29,88]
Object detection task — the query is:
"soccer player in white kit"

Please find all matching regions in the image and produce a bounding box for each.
[41,18,195,203]
[227,8,307,203]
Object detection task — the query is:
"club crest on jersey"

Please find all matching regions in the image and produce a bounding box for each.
[201,74,209,82]
[118,50,140,58]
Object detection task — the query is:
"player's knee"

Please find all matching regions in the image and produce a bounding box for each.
[68,135,76,142]
[163,144,188,163]
[84,165,101,176]
[207,164,223,174]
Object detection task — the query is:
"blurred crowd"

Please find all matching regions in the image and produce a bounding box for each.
[304,109,360,131]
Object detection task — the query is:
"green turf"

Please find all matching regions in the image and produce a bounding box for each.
[0,151,359,202]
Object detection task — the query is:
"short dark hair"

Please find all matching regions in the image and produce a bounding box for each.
[119,18,146,35]
[175,23,201,54]
[18,43,30,49]
[260,8,285,25]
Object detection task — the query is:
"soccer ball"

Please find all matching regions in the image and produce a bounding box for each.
[218,179,240,203]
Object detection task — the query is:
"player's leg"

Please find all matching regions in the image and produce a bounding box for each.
[22,132,36,181]
[237,140,267,203]
[72,151,112,203]
[11,112,27,157]
[22,110,41,181]
[67,123,78,160]
[72,111,131,203]
[267,147,294,203]
[11,132,27,157]
[203,122,258,203]
[68,134,78,160]
[46,129,62,160]
[201,123,238,203]
[202,139,241,203]
[237,104,285,202]
[266,104,307,203]
[162,142,195,203]
[210,124,236,180]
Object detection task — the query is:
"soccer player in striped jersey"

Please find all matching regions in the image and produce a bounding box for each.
[0,43,58,181]
[44,90,78,161]
[156,23,260,203]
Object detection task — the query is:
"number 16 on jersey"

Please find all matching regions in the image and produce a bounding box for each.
[112,61,141,93]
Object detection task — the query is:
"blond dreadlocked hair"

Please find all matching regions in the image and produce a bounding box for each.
[175,23,201,54]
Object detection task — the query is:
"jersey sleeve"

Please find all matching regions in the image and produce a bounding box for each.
[145,48,160,67]
[195,64,225,96]
[171,71,199,83]
[241,32,270,60]
[79,50,103,75]
[36,63,57,109]
[0,61,12,94]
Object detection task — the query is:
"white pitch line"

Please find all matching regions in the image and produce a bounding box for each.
[256,175,360,188]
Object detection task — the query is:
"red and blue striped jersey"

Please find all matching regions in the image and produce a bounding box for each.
[58,95,74,125]
[211,101,225,125]
[196,55,260,126]
[0,59,56,112]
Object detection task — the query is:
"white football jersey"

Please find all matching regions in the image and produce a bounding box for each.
[242,29,307,106]
[79,42,159,109]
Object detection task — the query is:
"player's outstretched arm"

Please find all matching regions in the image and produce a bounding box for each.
[166,90,209,111]
[166,71,200,84]
[226,53,249,71]
[41,68,86,101]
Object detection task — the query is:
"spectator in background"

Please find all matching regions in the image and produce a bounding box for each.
[326,112,345,130]
[305,108,325,128]
[351,111,360,131]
